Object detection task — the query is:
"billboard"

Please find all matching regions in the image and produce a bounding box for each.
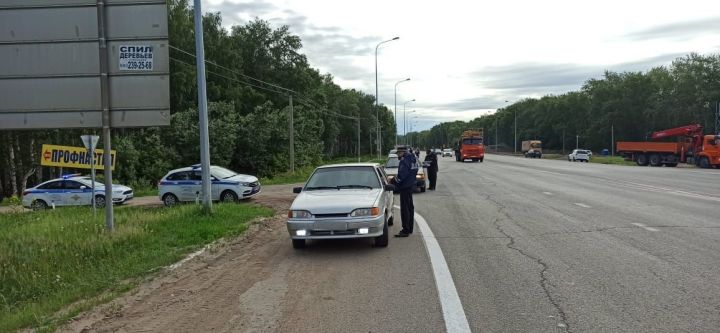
[0,0,170,129]
[41,144,116,170]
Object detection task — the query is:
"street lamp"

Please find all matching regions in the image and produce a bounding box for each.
[505,100,516,154]
[402,99,415,143]
[374,36,400,159]
[405,109,416,144]
[394,79,411,145]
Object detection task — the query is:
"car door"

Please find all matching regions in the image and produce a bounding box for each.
[189,170,204,202]
[63,180,92,206]
[38,181,64,206]
[376,167,393,215]
[166,171,194,201]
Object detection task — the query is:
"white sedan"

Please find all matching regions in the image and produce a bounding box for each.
[22,175,133,210]
[158,165,260,206]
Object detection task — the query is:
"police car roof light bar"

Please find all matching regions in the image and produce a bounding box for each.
[62,173,83,179]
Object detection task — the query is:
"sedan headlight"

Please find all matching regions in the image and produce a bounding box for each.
[288,210,312,219]
[240,182,251,187]
[350,207,380,217]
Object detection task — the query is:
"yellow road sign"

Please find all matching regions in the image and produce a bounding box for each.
[40,144,116,170]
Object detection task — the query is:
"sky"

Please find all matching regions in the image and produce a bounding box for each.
[203,0,720,132]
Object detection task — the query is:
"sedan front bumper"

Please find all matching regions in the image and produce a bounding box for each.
[287,214,385,239]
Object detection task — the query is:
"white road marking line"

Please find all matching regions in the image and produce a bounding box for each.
[573,203,591,208]
[631,223,660,232]
[542,192,553,195]
[395,205,471,333]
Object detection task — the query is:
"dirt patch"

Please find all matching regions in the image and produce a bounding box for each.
[57,184,300,333]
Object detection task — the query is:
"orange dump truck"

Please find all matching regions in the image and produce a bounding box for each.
[616,124,720,168]
[455,129,485,162]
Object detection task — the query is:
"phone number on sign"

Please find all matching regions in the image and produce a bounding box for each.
[121,61,153,70]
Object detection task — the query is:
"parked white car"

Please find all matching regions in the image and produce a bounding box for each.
[442,148,453,157]
[158,165,260,206]
[22,175,133,210]
[287,163,395,248]
[568,149,591,162]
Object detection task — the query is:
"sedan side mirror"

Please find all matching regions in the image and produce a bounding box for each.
[384,184,396,192]
[80,186,87,190]
[293,187,303,194]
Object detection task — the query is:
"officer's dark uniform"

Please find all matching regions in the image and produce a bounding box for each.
[424,150,439,190]
[395,151,419,236]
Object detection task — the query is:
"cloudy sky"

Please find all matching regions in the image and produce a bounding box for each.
[203,0,720,131]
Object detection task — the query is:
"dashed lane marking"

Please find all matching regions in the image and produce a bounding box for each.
[573,203,591,208]
[631,223,660,232]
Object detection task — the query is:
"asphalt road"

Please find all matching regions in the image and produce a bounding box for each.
[63,154,720,332]
[415,154,720,332]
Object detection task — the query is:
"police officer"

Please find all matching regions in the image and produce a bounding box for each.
[392,147,418,237]
[424,149,438,190]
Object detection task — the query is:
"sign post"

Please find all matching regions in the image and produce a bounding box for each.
[81,135,100,216]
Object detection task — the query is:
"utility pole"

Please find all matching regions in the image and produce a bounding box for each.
[611,125,614,157]
[716,101,719,134]
[194,0,212,213]
[289,95,294,173]
[357,118,361,162]
[562,129,565,154]
[495,118,498,152]
[514,109,517,154]
[576,135,579,149]
[96,0,114,230]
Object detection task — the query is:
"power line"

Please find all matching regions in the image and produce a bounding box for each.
[170,55,359,121]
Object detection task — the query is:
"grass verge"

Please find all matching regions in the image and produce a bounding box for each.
[589,156,636,166]
[0,203,273,332]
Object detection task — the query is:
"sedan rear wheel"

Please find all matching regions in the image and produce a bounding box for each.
[31,199,48,211]
[94,195,106,208]
[163,193,179,207]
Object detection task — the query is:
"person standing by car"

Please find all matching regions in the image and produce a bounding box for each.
[392,147,418,237]
[424,149,439,190]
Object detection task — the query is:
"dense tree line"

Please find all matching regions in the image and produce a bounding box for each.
[0,0,396,198]
[412,53,720,154]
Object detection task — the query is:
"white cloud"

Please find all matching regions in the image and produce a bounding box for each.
[203,0,720,131]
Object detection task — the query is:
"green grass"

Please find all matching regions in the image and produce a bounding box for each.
[0,203,273,332]
[260,155,387,185]
[589,156,636,166]
[131,184,157,197]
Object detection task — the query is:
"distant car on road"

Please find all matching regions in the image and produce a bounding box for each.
[568,149,591,162]
[22,174,133,210]
[388,149,397,157]
[286,163,395,249]
[442,148,453,157]
[384,154,427,192]
[158,165,260,206]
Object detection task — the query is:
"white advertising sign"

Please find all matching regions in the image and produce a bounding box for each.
[119,45,153,71]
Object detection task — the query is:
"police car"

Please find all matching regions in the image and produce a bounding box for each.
[22,174,134,210]
[158,165,261,206]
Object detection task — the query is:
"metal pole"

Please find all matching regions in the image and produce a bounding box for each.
[357,118,361,162]
[716,101,719,134]
[514,109,517,154]
[495,118,498,152]
[576,135,579,149]
[289,95,295,173]
[562,129,565,154]
[194,0,212,213]
[403,104,406,144]
[96,0,114,231]
[394,85,397,146]
[375,45,380,159]
[90,136,96,217]
[611,125,614,157]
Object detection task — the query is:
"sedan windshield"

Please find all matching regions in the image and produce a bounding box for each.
[306,166,380,190]
[211,166,238,179]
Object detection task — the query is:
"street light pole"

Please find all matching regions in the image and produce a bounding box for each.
[374,37,399,159]
[402,99,415,144]
[394,78,410,145]
[576,135,579,149]
[405,110,416,144]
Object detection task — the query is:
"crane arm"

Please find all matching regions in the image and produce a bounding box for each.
[651,124,703,140]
